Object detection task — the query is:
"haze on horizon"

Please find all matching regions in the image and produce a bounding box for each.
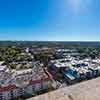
[0,0,100,41]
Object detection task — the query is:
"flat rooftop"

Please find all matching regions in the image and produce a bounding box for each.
[27,77,100,100]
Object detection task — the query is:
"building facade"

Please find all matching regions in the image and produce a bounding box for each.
[0,61,51,100]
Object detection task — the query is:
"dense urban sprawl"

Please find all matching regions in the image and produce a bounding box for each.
[0,42,100,99]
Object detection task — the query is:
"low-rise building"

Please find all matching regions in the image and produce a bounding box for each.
[49,58,100,84]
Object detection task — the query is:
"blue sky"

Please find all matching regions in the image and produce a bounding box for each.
[0,0,100,41]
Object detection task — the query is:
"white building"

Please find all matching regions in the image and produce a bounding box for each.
[0,61,51,100]
[49,58,100,84]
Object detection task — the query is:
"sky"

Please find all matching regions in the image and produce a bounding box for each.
[0,0,100,41]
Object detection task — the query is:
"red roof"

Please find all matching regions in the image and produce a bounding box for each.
[0,77,50,92]
[29,78,50,85]
[0,85,16,92]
